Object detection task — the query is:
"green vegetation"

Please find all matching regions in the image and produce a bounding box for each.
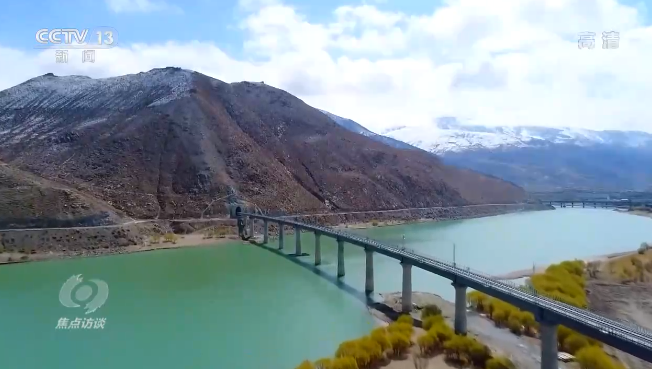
[371,220,379,226]
[150,234,161,244]
[163,233,178,244]
[575,346,626,369]
[467,259,622,368]
[294,306,514,369]
[203,225,230,239]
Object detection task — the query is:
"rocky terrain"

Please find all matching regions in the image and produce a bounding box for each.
[0,68,526,222]
[0,161,122,228]
[586,251,652,369]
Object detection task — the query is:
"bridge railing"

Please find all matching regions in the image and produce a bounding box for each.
[246,213,652,345]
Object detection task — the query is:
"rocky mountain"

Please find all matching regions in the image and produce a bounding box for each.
[318,110,418,151]
[0,161,121,228]
[0,68,526,220]
[322,115,652,191]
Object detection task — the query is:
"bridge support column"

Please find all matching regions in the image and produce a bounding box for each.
[540,322,558,369]
[582,202,585,208]
[337,239,345,278]
[452,283,467,335]
[314,232,321,266]
[249,217,254,237]
[278,224,284,250]
[294,226,302,255]
[263,220,269,244]
[401,262,412,313]
[365,248,374,294]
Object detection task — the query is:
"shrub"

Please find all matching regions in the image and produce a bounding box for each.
[330,357,358,369]
[563,334,589,354]
[422,304,442,319]
[428,323,454,344]
[397,314,413,325]
[163,233,178,244]
[151,234,161,243]
[575,346,625,369]
[370,328,391,352]
[296,360,315,369]
[314,358,332,369]
[388,333,410,356]
[423,315,445,331]
[486,356,515,369]
[387,322,413,337]
[507,315,522,335]
[371,221,379,226]
[417,333,438,354]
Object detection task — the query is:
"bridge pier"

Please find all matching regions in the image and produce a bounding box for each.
[314,232,321,265]
[401,262,412,313]
[540,321,558,369]
[452,283,467,335]
[582,202,585,208]
[278,224,284,250]
[294,226,302,255]
[263,220,269,244]
[337,239,345,278]
[365,248,374,294]
[249,217,255,237]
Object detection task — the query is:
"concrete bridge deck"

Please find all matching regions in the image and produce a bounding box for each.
[243,212,652,366]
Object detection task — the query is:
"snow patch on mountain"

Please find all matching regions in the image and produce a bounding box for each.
[382,117,652,154]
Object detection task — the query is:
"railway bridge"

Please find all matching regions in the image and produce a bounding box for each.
[235,208,652,368]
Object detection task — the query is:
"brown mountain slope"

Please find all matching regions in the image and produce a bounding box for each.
[0,68,525,218]
[0,161,122,228]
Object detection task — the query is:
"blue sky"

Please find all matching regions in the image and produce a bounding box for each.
[1,0,652,133]
[1,0,446,53]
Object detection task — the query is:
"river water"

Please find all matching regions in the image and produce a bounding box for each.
[0,208,650,369]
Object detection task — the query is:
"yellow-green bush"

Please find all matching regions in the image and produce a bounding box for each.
[417,333,437,354]
[575,346,625,369]
[421,304,442,319]
[369,328,391,352]
[486,356,515,369]
[396,314,413,325]
[330,357,359,369]
[388,332,410,356]
[387,322,413,337]
[314,358,332,369]
[467,260,618,367]
[422,314,444,331]
[295,360,315,369]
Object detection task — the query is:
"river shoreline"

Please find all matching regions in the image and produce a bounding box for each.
[0,234,238,266]
[493,250,639,280]
[0,203,552,265]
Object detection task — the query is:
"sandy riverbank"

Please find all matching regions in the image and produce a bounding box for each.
[368,291,550,369]
[492,250,638,280]
[0,234,238,266]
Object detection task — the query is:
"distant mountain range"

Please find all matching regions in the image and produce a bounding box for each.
[319,113,652,191]
[0,69,526,221]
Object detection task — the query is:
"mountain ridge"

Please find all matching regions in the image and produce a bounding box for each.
[0,69,526,220]
[320,113,652,191]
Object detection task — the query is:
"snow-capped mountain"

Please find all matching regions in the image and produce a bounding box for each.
[382,117,652,154]
[318,109,418,151]
[322,114,652,191]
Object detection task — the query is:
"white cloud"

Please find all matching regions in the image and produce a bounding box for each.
[3,0,652,134]
[105,0,182,13]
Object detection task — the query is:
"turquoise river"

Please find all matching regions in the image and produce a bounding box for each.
[0,208,651,369]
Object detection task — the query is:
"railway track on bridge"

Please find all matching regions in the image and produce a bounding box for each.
[244,212,652,363]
